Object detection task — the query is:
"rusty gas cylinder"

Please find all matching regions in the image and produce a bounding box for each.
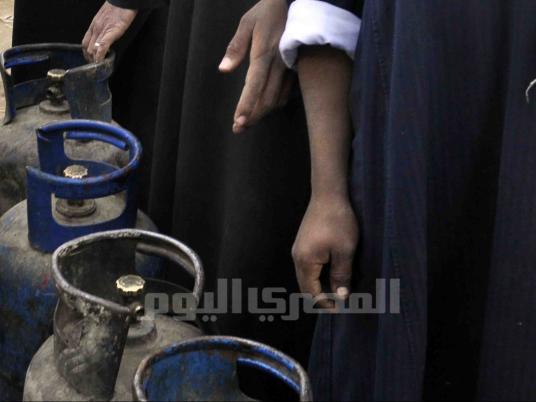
[23,229,204,401]
[0,43,126,215]
[0,120,160,399]
[133,336,313,401]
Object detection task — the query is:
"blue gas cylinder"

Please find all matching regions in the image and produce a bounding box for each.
[133,336,313,401]
[0,43,125,215]
[23,229,204,401]
[0,120,160,398]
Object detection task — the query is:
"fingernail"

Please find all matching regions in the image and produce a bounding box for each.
[236,115,247,126]
[219,57,232,70]
[336,287,349,299]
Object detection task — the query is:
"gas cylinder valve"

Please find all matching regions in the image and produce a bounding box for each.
[0,43,120,216]
[40,69,69,114]
[117,274,146,320]
[63,164,88,179]
[55,164,97,218]
[23,229,204,401]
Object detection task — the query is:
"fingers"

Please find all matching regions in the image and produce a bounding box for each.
[83,21,118,63]
[330,250,354,299]
[246,58,286,126]
[232,53,272,133]
[225,0,290,132]
[94,29,121,62]
[81,25,94,61]
[277,72,294,108]
[219,14,254,73]
[87,33,100,62]
[82,7,101,61]
[94,42,109,64]
[81,3,137,63]
[233,62,293,133]
[292,242,334,309]
[83,5,106,62]
[83,25,100,62]
[82,26,123,63]
[295,262,322,296]
[294,259,333,308]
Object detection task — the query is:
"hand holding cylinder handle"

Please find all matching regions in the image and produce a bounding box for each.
[81,0,294,133]
[82,1,137,63]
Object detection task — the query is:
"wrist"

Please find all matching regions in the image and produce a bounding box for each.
[310,163,350,201]
[310,186,350,205]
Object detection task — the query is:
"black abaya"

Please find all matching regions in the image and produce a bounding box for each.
[148,0,315,378]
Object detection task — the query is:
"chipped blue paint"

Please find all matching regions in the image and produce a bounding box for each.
[0,121,161,396]
[27,120,141,252]
[23,229,203,401]
[238,357,300,393]
[0,226,57,395]
[146,351,239,401]
[1,43,114,124]
[135,336,313,401]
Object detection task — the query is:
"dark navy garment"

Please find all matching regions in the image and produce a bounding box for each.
[299,1,536,400]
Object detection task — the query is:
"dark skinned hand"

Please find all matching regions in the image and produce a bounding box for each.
[219,0,294,134]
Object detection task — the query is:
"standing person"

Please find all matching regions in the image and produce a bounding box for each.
[283,0,536,400]
[83,1,315,396]
[12,0,168,209]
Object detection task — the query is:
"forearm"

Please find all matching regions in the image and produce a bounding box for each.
[297,45,353,200]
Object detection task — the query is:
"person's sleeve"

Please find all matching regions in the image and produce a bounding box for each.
[107,0,168,10]
[280,0,362,68]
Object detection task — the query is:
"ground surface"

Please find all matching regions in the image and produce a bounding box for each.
[0,0,14,116]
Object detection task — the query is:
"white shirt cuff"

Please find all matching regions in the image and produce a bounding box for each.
[279,0,361,68]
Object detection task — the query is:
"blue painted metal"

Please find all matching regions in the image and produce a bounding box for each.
[0,207,160,399]
[0,43,114,124]
[0,219,58,398]
[0,43,120,216]
[133,336,313,401]
[22,229,204,401]
[0,121,161,399]
[27,119,141,252]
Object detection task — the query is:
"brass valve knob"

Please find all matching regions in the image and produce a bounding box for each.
[116,275,146,297]
[63,165,88,180]
[41,69,69,114]
[55,164,96,218]
[47,68,67,82]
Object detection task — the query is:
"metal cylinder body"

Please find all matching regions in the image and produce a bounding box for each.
[0,202,159,398]
[22,230,204,401]
[23,317,201,401]
[0,103,125,215]
[133,336,313,402]
[0,120,160,398]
